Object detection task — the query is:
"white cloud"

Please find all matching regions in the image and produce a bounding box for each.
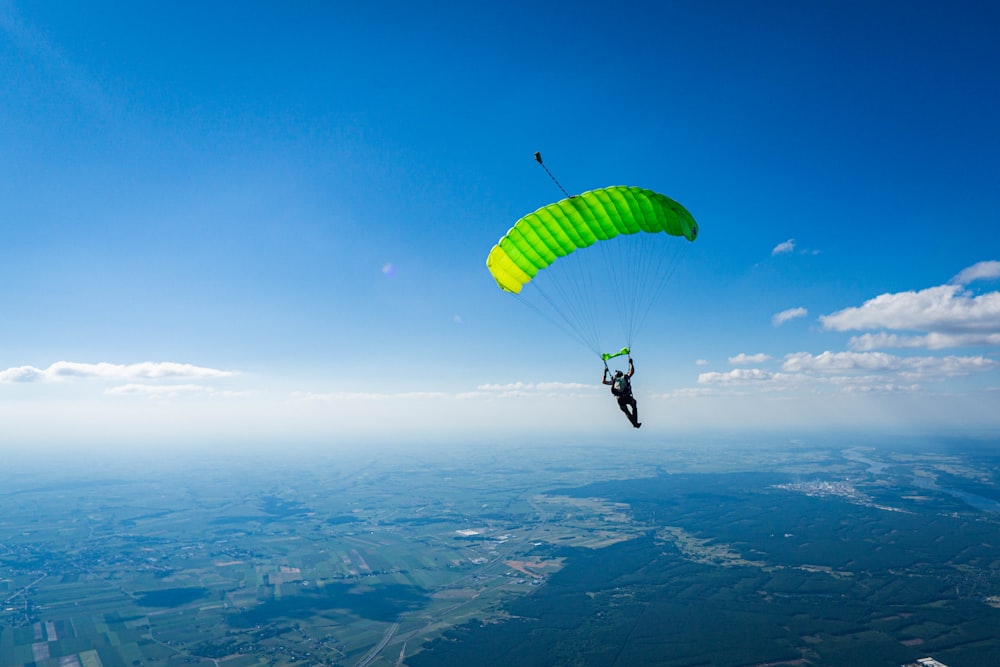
[470,381,597,399]
[695,359,709,366]
[287,382,601,404]
[782,351,900,373]
[653,387,714,398]
[289,390,448,402]
[476,381,592,392]
[951,260,1000,285]
[820,285,1000,336]
[848,332,1000,351]
[0,366,44,382]
[772,307,808,326]
[690,347,996,398]
[781,351,995,378]
[0,361,234,383]
[728,353,771,365]
[106,384,213,398]
[899,355,997,378]
[772,239,795,255]
[699,368,776,384]
[536,381,594,392]
[817,262,1000,351]
[844,377,919,392]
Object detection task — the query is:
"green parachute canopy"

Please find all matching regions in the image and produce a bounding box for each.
[486,186,698,294]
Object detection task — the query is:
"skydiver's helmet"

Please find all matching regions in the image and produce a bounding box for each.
[614,371,623,378]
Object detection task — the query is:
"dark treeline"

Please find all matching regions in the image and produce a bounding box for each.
[410,471,1000,666]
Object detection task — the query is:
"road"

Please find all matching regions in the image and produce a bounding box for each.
[354,620,400,667]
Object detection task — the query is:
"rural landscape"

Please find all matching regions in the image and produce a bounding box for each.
[3,437,1000,666]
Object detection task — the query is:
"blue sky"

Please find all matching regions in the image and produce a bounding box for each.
[2,1,999,448]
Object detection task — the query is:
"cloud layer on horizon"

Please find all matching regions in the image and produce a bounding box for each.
[0,361,234,383]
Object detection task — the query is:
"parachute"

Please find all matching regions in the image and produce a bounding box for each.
[487,185,698,358]
[487,186,697,294]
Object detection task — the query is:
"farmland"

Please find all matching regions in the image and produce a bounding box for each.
[3,438,1000,666]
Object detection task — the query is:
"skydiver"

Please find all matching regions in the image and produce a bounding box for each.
[603,357,640,428]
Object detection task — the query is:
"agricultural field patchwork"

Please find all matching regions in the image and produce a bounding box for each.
[3,440,1000,666]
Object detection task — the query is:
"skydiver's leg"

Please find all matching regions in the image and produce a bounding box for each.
[619,398,639,427]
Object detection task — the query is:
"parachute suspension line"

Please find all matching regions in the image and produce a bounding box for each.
[517,239,605,358]
[534,152,572,200]
[530,244,604,357]
[626,236,643,349]
[627,233,645,347]
[573,236,605,353]
[539,234,618,359]
[514,291,599,356]
[626,232,662,345]
[595,229,690,354]
[550,220,603,353]
[602,235,632,348]
[628,233,652,349]
[596,233,640,353]
[631,233,689,340]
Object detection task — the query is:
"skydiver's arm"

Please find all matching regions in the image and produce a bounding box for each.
[626,358,635,378]
[602,368,612,385]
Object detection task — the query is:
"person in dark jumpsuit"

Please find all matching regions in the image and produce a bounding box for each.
[603,357,640,428]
